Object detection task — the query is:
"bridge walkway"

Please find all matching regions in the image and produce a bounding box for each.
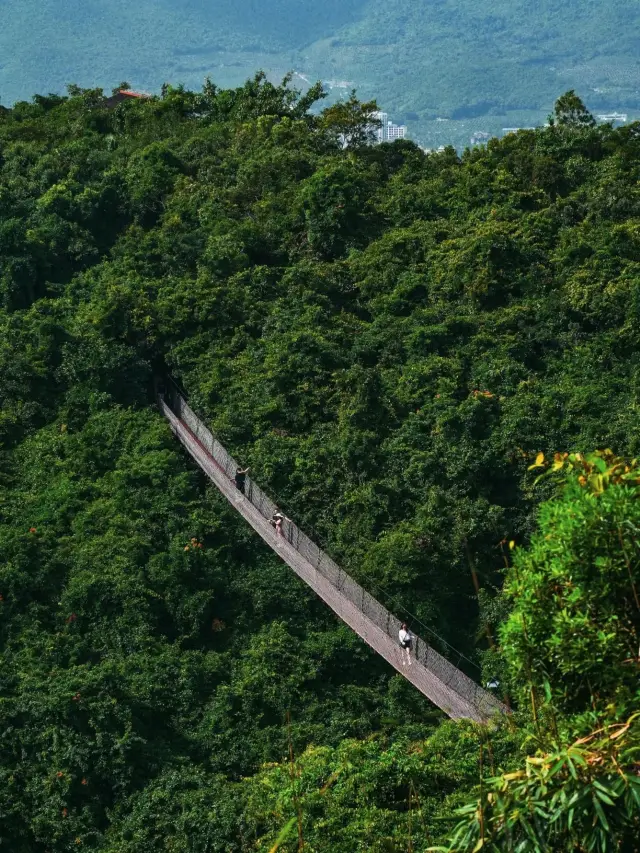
[159,384,507,723]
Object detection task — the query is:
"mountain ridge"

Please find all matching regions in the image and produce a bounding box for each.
[2,0,640,144]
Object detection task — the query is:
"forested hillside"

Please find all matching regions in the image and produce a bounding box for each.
[0,80,639,850]
[2,0,640,144]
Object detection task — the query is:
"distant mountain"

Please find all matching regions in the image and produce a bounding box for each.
[2,0,640,140]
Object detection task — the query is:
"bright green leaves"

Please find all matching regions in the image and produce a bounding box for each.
[433,457,640,851]
[528,450,640,494]
[438,717,640,853]
[501,457,640,716]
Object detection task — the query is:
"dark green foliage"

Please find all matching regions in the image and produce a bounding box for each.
[0,79,639,850]
[552,91,597,128]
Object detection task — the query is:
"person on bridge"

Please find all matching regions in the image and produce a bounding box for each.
[399,623,413,667]
[271,511,284,539]
[234,466,250,495]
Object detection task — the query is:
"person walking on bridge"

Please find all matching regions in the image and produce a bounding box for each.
[399,623,413,667]
[271,511,285,540]
[234,466,250,496]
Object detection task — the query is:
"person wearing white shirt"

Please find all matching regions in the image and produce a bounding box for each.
[398,622,413,666]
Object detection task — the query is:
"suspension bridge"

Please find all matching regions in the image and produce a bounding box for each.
[159,381,507,723]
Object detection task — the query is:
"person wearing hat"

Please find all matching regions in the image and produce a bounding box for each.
[271,511,285,539]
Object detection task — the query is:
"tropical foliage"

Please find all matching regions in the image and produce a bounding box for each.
[437,716,640,853]
[0,81,638,850]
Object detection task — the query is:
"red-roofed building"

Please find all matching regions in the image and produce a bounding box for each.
[104,89,151,108]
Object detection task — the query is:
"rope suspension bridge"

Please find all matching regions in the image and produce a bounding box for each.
[159,380,507,723]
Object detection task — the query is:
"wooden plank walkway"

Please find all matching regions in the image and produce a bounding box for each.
[159,390,508,723]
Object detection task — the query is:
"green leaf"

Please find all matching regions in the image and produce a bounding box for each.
[591,794,610,832]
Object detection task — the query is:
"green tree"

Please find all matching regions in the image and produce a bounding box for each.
[319,91,380,148]
[2,76,640,851]
[501,451,640,719]
[551,90,596,127]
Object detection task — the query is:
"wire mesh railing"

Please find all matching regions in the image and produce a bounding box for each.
[159,378,507,721]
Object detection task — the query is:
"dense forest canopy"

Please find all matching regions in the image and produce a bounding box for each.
[0,79,639,850]
[2,0,640,144]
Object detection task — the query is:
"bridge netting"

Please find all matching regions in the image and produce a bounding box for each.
[159,381,507,723]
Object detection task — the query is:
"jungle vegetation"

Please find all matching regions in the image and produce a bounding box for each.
[0,79,639,851]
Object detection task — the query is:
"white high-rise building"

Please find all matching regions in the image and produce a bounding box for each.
[371,111,388,142]
[370,112,407,143]
[387,122,406,140]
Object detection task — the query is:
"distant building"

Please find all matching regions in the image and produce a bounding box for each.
[387,122,407,141]
[322,79,353,90]
[371,112,407,143]
[104,89,151,108]
[371,111,388,142]
[597,112,627,125]
[502,127,535,136]
[470,131,491,145]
